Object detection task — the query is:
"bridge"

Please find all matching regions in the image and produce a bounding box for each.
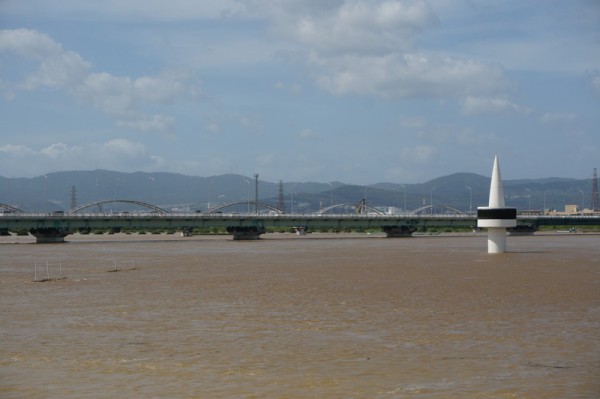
[68,199,169,214]
[1,211,598,243]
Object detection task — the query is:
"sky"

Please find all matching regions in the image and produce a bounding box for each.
[1,0,599,184]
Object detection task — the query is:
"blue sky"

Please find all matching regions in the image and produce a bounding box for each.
[1,0,599,184]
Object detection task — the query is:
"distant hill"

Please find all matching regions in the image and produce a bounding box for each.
[0,170,594,213]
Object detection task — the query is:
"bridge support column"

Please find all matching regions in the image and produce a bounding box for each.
[382,225,416,238]
[226,226,266,240]
[29,228,70,243]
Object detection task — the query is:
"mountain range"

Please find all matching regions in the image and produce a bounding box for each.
[0,170,595,213]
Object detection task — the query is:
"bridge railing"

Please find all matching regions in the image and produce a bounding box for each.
[1,212,599,221]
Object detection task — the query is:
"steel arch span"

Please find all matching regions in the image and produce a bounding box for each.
[0,203,23,213]
[318,203,386,215]
[68,200,169,214]
[411,205,466,215]
[207,201,283,214]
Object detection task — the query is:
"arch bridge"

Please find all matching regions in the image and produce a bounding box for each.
[68,199,169,214]
[410,205,467,216]
[0,203,23,213]
[318,203,386,215]
[207,201,283,214]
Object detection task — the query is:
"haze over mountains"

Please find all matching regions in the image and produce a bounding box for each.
[0,170,594,213]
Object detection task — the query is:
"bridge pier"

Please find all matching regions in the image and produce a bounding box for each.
[382,225,416,238]
[29,228,71,243]
[507,225,537,236]
[226,226,266,240]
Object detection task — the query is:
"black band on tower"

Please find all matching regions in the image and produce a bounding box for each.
[477,208,516,220]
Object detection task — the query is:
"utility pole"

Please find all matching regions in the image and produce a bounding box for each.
[43,175,48,213]
[466,186,472,214]
[254,173,259,215]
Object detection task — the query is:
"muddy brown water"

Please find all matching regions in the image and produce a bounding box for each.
[1,232,599,398]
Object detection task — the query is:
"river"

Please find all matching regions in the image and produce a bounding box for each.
[1,232,599,398]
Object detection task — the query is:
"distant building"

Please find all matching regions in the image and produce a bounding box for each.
[564,204,578,214]
[548,204,598,215]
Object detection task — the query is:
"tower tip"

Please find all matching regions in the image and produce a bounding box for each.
[489,155,505,208]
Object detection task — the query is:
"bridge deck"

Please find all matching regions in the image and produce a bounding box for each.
[1,213,598,232]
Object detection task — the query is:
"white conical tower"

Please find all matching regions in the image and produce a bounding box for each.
[477,156,517,253]
[488,156,505,208]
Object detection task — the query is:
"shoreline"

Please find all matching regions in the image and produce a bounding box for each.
[1,229,598,244]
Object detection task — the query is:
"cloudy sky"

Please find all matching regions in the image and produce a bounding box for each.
[1,0,599,183]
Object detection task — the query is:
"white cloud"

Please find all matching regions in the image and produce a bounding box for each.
[461,96,531,115]
[40,143,82,159]
[540,112,577,125]
[1,139,146,160]
[73,71,195,133]
[0,28,62,59]
[400,145,435,162]
[0,29,91,90]
[267,0,437,55]
[24,51,91,90]
[0,139,167,176]
[149,155,167,170]
[245,0,512,99]
[0,28,198,134]
[133,70,198,103]
[0,1,595,183]
[4,1,243,21]
[311,51,510,99]
[0,144,35,156]
[73,73,136,114]
[116,113,175,134]
[102,138,146,157]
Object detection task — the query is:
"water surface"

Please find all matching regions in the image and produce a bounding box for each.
[1,233,599,398]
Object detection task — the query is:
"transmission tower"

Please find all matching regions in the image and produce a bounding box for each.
[277,180,285,213]
[70,186,77,210]
[592,168,599,211]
